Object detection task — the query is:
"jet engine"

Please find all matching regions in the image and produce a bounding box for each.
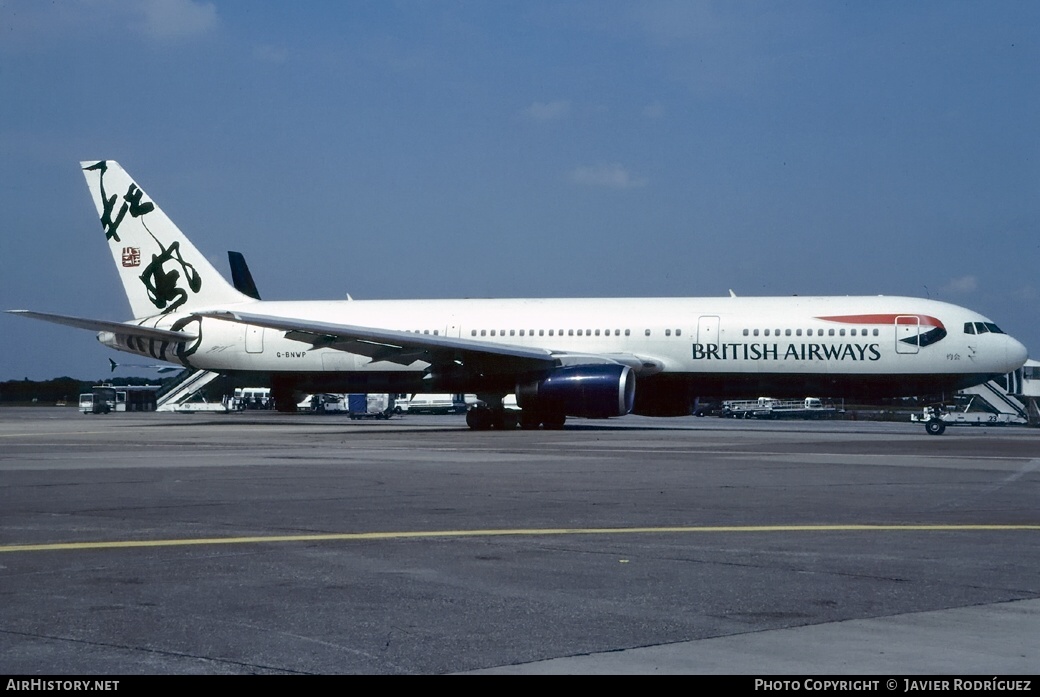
[517,364,635,418]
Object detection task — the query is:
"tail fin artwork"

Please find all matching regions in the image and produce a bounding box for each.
[81,161,251,319]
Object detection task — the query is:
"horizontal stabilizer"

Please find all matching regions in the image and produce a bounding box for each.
[7,310,196,342]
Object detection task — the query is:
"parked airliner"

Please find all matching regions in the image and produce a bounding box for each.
[8,161,1029,433]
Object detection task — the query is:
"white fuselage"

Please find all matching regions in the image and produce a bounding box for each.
[107,294,1027,400]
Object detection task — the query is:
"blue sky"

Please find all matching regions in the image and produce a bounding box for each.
[1,0,1037,381]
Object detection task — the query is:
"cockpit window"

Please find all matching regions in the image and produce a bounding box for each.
[967,321,1005,335]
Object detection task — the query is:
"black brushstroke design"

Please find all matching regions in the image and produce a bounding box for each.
[171,315,203,366]
[140,241,202,313]
[84,161,154,242]
[85,161,203,314]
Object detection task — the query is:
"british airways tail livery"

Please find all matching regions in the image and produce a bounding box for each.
[8,161,1029,433]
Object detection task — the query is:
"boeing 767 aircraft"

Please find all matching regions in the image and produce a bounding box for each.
[9,161,1029,433]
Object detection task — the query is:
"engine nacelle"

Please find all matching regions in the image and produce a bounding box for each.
[517,364,635,418]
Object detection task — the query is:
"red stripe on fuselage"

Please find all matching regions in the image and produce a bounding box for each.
[815,314,945,330]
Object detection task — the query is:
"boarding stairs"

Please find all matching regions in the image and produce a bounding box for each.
[156,370,223,412]
[959,380,1030,422]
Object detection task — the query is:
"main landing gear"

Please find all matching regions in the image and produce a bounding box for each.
[465,396,566,431]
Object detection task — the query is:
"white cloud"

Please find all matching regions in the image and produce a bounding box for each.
[522,100,571,122]
[942,275,978,294]
[134,0,218,41]
[569,163,647,189]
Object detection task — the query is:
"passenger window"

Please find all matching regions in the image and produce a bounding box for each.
[828,329,835,336]
[785,329,792,336]
[645,329,651,336]
[569,330,574,336]
[625,329,630,336]
[509,330,515,336]
[873,329,879,336]
[743,329,749,336]
[595,329,601,336]
[491,330,496,336]
[764,329,770,336]
[796,329,802,336]
[665,329,671,337]
[676,329,682,336]
[753,329,759,336]
[480,330,486,336]
[839,329,845,336]
[471,330,477,336]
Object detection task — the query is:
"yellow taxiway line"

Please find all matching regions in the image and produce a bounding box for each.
[2,524,1038,554]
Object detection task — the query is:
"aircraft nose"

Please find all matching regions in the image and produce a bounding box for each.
[1007,335,1029,371]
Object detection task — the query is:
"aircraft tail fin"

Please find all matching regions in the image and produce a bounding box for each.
[80,160,252,319]
[228,251,262,300]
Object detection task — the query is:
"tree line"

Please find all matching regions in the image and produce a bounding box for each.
[0,377,167,405]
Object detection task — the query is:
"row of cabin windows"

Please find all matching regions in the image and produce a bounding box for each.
[403,328,688,338]
[409,327,883,339]
[470,328,638,338]
[742,327,880,338]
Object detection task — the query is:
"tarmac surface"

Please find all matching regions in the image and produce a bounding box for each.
[1,407,1038,675]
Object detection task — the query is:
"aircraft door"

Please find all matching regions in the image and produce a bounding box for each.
[697,315,720,346]
[245,325,264,354]
[895,316,920,354]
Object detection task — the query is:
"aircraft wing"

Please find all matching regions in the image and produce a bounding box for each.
[7,310,197,342]
[199,310,667,377]
[196,309,559,373]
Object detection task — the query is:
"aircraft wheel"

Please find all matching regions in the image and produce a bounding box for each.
[466,406,493,431]
[500,410,519,430]
[925,419,946,436]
